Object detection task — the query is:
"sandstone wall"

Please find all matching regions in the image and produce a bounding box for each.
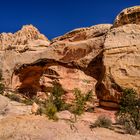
[1,6,140,108]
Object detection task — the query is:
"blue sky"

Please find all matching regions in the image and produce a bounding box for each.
[0,0,140,39]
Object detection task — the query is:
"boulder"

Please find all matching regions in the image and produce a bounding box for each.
[0,94,31,119]
[31,102,39,114]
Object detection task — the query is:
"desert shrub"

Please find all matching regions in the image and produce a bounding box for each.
[6,93,21,102]
[0,83,5,94]
[22,98,34,105]
[36,106,47,115]
[0,70,5,94]
[37,99,58,120]
[90,115,112,129]
[45,101,58,120]
[116,88,140,134]
[6,92,36,105]
[124,121,137,135]
[82,79,90,84]
[51,82,66,111]
[36,82,66,120]
[43,82,67,120]
[72,88,93,115]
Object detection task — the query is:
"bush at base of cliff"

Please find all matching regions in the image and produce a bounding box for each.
[90,115,112,129]
[0,70,5,94]
[36,82,66,120]
[46,102,58,120]
[71,88,93,116]
[0,83,5,94]
[124,121,138,135]
[51,82,67,111]
[116,88,140,135]
[36,100,58,121]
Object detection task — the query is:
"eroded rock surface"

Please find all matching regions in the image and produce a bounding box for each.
[0,95,31,119]
[0,6,140,108]
[1,5,140,140]
[0,24,50,50]
[0,24,112,103]
[98,24,140,107]
[113,6,140,27]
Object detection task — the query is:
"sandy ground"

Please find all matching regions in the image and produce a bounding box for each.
[0,95,139,140]
[0,114,139,140]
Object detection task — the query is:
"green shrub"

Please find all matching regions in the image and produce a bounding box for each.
[46,102,58,120]
[124,121,137,135]
[0,70,4,94]
[90,115,112,129]
[22,98,34,105]
[35,82,65,120]
[116,88,140,134]
[0,83,5,94]
[72,88,93,115]
[6,93,21,102]
[51,82,66,111]
[82,79,90,84]
[37,100,58,120]
[36,106,47,115]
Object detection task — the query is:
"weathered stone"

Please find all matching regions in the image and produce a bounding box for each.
[0,95,8,111]
[1,6,140,109]
[31,102,39,114]
[98,24,140,107]
[113,6,140,28]
[0,94,31,119]
[0,24,50,50]
[0,24,112,101]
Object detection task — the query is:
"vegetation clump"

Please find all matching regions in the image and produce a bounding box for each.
[6,93,21,102]
[36,82,66,120]
[37,100,58,120]
[3,78,94,120]
[0,70,5,94]
[90,115,112,129]
[116,88,140,135]
[71,88,93,115]
[51,82,67,111]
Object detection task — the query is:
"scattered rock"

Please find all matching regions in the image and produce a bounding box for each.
[31,102,39,114]
[56,110,74,120]
[0,95,31,119]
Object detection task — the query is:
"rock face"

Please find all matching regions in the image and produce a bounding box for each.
[0,24,50,50]
[98,6,140,107]
[0,24,112,103]
[113,6,140,27]
[0,6,140,108]
[98,24,140,108]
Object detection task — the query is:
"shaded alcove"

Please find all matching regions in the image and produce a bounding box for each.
[11,52,105,100]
